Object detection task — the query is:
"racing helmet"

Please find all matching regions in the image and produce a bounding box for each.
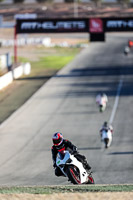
[103,121,108,126]
[52,132,63,146]
[103,121,108,130]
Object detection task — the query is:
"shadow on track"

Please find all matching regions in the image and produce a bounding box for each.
[78,147,101,150]
[55,65,133,77]
[108,151,133,155]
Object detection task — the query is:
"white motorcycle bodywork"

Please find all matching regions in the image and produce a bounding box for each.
[99,98,107,108]
[96,94,108,112]
[101,130,112,148]
[56,151,88,184]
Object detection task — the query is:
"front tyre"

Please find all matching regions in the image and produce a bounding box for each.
[87,173,95,184]
[66,165,81,184]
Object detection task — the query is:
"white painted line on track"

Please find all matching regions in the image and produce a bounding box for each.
[109,79,123,124]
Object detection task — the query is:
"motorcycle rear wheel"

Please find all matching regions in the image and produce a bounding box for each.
[99,105,104,112]
[66,165,81,184]
[104,138,109,148]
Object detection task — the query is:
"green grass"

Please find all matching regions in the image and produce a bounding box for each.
[30,47,80,71]
[0,185,132,194]
[16,57,29,63]
[15,47,81,76]
[31,55,74,71]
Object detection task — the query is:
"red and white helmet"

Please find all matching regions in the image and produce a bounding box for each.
[52,132,63,146]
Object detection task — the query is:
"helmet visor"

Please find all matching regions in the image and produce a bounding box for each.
[53,137,63,146]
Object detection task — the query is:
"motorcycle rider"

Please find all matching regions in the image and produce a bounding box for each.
[124,46,130,55]
[100,121,113,140]
[51,132,91,177]
[96,93,108,110]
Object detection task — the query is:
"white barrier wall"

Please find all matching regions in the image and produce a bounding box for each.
[0,53,12,71]
[0,62,31,91]
[0,54,7,70]
[13,65,23,79]
[0,71,13,90]
[23,62,31,75]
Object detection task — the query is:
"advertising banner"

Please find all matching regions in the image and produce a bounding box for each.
[16,18,89,34]
[104,18,133,32]
[16,18,133,34]
[89,18,103,33]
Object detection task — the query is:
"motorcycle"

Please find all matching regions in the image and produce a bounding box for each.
[56,150,94,184]
[99,103,106,112]
[98,97,108,112]
[101,129,112,148]
[96,95,107,112]
[124,46,130,56]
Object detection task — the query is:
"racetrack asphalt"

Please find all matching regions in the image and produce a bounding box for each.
[0,32,133,186]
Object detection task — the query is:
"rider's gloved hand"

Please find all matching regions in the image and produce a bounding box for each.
[72,146,78,154]
[72,150,78,155]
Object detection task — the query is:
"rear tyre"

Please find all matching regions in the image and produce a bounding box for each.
[104,138,109,148]
[99,105,103,112]
[66,165,81,184]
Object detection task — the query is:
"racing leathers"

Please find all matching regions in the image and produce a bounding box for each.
[100,123,113,142]
[51,139,91,176]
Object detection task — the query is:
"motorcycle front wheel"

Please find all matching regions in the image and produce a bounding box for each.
[87,173,95,184]
[66,165,81,184]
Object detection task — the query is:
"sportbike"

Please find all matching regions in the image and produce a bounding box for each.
[56,150,94,184]
[101,130,112,148]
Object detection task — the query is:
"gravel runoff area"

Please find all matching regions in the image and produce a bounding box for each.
[0,192,133,200]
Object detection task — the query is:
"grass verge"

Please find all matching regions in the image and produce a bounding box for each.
[0,185,132,194]
[17,47,80,76]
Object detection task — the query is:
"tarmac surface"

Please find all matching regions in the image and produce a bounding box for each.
[0,32,133,186]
